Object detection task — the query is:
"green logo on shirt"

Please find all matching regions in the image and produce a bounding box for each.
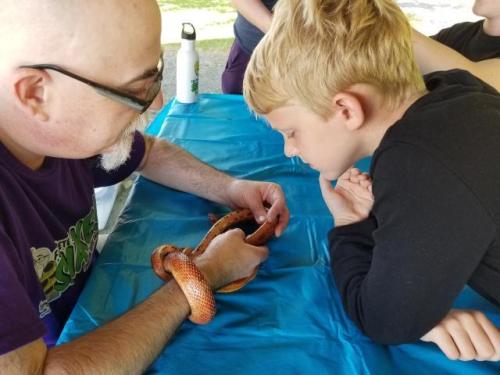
[31,204,98,315]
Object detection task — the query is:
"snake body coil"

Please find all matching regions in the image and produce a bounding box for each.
[151,208,277,324]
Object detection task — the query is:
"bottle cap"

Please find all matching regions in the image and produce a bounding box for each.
[181,23,196,40]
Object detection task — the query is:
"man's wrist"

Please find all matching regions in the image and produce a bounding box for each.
[194,258,222,290]
[157,281,191,317]
[222,177,239,207]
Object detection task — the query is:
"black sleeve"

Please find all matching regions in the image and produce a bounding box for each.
[430,26,452,45]
[429,22,469,50]
[329,144,495,345]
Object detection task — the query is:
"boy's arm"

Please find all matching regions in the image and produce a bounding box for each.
[230,0,273,33]
[329,146,496,345]
[412,29,500,92]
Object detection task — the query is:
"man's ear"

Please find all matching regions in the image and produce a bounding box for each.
[331,92,365,131]
[11,68,50,121]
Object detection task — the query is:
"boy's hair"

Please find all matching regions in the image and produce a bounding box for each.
[243,0,426,118]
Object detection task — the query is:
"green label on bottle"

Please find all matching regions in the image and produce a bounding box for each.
[191,78,199,93]
[191,61,199,93]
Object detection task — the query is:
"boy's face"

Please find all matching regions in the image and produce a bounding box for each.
[266,104,362,181]
[473,0,500,18]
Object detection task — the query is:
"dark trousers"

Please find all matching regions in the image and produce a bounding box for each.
[221,40,251,94]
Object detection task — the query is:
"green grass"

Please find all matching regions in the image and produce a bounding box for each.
[157,0,233,12]
[164,37,233,52]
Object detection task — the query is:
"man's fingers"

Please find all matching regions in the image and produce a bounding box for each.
[264,184,290,237]
[266,196,283,219]
[263,184,289,227]
[253,244,269,262]
[244,195,268,224]
[267,203,289,237]
[219,228,246,241]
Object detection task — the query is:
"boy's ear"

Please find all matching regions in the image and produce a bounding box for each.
[331,92,365,131]
[11,68,50,121]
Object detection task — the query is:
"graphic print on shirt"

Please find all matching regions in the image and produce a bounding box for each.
[31,204,98,318]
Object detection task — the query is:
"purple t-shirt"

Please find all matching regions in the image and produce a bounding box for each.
[0,132,145,355]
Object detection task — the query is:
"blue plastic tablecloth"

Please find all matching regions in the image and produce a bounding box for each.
[58,94,500,374]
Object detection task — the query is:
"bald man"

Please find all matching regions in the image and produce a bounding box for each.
[0,1,289,373]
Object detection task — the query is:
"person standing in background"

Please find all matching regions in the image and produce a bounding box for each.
[431,0,500,61]
[413,0,500,91]
[221,0,277,94]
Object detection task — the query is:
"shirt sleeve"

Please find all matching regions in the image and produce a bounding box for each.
[0,230,46,355]
[329,144,495,345]
[92,131,146,188]
[429,22,469,48]
[430,25,452,45]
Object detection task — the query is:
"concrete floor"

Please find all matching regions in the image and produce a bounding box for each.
[159,0,479,101]
[162,49,228,101]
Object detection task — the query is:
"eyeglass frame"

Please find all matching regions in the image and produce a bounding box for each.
[20,55,164,114]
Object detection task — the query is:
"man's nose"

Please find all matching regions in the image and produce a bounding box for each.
[150,90,164,111]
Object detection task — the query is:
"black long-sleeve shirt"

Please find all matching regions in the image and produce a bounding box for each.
[431,20,500,61]
[329,70,500,345]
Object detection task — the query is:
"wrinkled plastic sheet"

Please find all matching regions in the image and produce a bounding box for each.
[58,94,500,374]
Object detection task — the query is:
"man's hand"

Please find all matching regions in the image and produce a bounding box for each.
[139,139,289,236]
[319,168,374,226]
[225,179,289,237]
[194,229,269,290]
[421,309,500,361]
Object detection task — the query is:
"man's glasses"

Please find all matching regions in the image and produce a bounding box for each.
[20,56,164,114]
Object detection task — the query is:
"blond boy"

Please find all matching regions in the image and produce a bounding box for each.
[244,0,500,362]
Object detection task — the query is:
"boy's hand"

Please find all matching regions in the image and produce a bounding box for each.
[421,309,500,361]
[319,168,374,226]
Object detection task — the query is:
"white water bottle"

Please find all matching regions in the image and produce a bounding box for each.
[176,23,199,104]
